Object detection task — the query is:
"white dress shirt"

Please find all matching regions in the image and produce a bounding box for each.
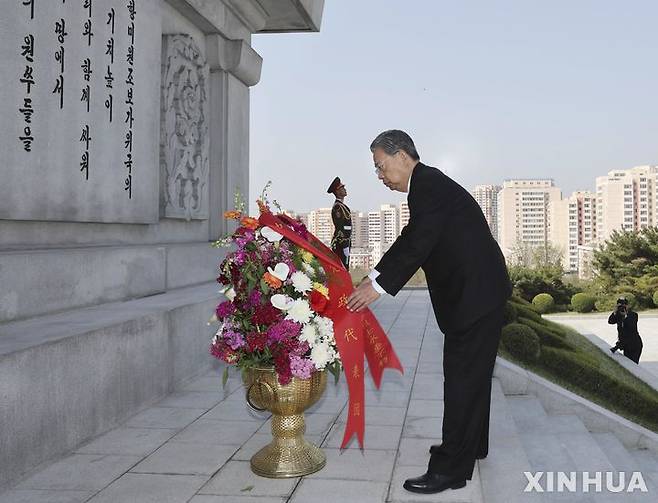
[368,170,414,295]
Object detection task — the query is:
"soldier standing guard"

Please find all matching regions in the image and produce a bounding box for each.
[327,177,352,269]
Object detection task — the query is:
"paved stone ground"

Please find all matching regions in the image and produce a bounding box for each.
[1,290,472,503]
[545,312,658,378]
[4,292,657,503]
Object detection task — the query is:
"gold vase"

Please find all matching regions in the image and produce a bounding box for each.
[242,366,327,478]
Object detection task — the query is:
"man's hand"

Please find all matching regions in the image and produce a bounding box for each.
[347,277,380,312]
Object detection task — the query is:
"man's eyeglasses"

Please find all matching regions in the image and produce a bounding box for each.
[374,151,398,175]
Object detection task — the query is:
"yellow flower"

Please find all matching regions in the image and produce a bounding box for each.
[302,251,314,264]
[313,282,329,299]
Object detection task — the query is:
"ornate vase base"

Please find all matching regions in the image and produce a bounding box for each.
[250,436,326,478]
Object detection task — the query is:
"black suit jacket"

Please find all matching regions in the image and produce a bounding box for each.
[375,162,512,333]
[608,310,642,348]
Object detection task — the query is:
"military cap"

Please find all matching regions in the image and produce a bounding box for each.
[327,176,344,194]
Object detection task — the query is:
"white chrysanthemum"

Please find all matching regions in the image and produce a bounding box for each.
[299,323,318,346]
[315,316,334,339]
[291,271,312,293]
[286,299,313,324]
[310,341,332,370]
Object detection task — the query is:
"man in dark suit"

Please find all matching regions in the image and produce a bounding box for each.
[327,177,352,269]
[608,297,643,364]
[347,130,512,494]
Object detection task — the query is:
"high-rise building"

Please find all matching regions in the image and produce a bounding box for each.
[550,191,597,273]
[367,210,382,264]
[472,184,501,241]
[380,204,399,246]
[307,208,334,246]
[595,166,658,242]
[367,211,382,245]
[399,201,410,232]
[497,179,562,259]
[351,211,369,248]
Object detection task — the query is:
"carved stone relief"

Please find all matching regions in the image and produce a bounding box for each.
[160,34,209,220]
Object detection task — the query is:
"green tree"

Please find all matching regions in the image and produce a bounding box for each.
[592,227,658,308]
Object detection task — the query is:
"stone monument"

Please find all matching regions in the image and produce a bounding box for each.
[0,0,324,490]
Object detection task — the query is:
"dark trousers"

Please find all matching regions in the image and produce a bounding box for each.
[428,303,504,480]
[623,342,643,364]
[332,246,349,270]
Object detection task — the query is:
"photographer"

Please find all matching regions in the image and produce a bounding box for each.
[608,297,643,364]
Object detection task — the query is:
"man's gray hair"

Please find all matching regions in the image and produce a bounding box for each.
[370,130,420,161]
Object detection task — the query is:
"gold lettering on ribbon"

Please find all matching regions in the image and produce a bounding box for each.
[353,401,361,417]
[344,327,357,342]
[352,363,360,379]
[338,294,348,308]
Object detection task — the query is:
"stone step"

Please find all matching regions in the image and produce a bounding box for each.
[546,415,616,474]
[630,447,658,474]
[591,432,656,502]
[478,379,542,503]
[0,282,220,491]
[508,397,619,502]
[629,448,658,487]
[506,395,549,434]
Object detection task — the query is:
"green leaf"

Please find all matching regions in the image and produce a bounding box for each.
[222,366,229,387]
[260,278,269,294]
[241,485,254,492]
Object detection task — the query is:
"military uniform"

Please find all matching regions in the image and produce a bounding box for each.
[331,199,352,269]
[327,177,352,269]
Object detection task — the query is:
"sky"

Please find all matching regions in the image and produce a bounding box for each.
[249,0,658,213]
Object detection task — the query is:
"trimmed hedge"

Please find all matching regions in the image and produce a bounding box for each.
[542,346,658,426]
[653,290,658,308]
[513,302,542,323]
[501,323,541,362]
[596,292,637,312]
[503,301,518,325]
[532,293,555,314]
[571,293,596,313]
[517,317,574,350]
[511,293,533,307]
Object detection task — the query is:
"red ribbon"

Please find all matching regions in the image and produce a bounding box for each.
[258,211,404,449]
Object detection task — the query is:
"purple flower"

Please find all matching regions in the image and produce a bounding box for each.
[290,355,315,379]
[248,290,262,307]
[266,319,301,344]
[216,301,236,320]
[223,329,246,350]
[234,229,255,248]
[234,250,247,265]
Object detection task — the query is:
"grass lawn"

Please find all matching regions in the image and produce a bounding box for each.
[500,297,658,432]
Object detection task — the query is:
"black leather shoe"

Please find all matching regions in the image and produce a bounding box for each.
[403,471,467,494]
[429,444,487,459]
